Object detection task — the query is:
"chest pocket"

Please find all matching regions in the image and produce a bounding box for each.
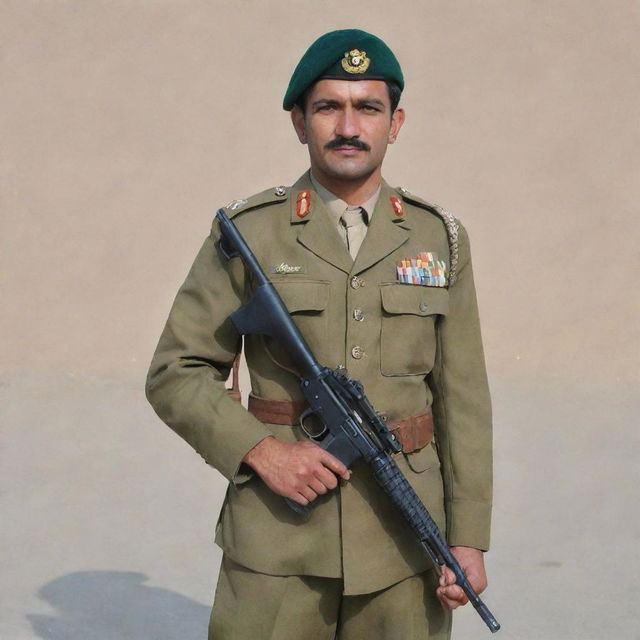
[269,279,331,366]
[380,283,449,376]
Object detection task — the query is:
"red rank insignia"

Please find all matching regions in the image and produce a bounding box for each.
[390,196,404,218]
[296,190,311,218]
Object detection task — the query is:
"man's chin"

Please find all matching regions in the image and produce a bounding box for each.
[322,163,375,183]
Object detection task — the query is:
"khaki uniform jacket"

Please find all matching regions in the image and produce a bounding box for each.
[146,172,492,596]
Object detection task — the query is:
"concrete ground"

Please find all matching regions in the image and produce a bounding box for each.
[1,371,637,639]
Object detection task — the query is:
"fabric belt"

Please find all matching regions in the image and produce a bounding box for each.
[247,394,434,454]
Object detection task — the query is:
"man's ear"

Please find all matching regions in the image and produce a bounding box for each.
[388,107,405,144]
[291,105,307,144]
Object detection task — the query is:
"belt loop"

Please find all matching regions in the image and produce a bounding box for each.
[227,352,242,403]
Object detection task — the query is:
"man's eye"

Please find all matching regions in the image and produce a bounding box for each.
[361,104,381,113]
[315,104,335,112]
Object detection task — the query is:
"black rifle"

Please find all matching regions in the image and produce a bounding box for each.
[216,208,500,633]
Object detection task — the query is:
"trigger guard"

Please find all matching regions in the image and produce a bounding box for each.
[299,408,327,440]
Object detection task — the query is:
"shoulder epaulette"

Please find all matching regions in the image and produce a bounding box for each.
[395,187,461,285]
[223,185,290,219]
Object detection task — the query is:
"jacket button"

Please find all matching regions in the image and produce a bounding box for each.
[353,308,364,321]
[350,276,364,289]
[351,346,364,359]
[419,301,429,312]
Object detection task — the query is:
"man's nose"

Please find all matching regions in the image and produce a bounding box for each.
[335,107,360,139]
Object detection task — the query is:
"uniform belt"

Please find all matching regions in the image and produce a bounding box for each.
[247,394,434,454]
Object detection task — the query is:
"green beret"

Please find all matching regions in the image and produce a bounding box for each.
[283,29,404,111]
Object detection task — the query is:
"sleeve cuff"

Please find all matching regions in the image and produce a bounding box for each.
[445,499,492,551]
[212,425,273,484]
[230,435,273,485]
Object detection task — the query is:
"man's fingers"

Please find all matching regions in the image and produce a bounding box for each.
[248,439,351,500]
[437,594,464,610]
[314,466,340,490]
[308,477,329,496]
[437,568,468,610]
[321,454,351,481]
[436,584,468,610]
[299,485,318,503]
[445,585,468,604]
[439,566,456,587]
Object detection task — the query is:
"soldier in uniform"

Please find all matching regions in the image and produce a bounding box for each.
[146,29,493,639]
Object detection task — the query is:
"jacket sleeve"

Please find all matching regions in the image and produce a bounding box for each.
[428,223,493,550]
[145,223,272,483]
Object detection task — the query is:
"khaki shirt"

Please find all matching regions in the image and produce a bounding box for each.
[146,171,493,595]
[310,172,380,258]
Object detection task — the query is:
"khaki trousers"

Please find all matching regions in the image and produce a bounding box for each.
[209,556,452,640]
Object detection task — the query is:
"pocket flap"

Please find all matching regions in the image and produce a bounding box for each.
[273,279,330,313]
[404,441,440,473]
[380,283,449,316]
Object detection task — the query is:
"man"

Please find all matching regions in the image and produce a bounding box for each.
[146,29,493,639]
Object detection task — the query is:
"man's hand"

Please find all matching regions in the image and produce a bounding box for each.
[243,437,351,505]
[436,546,488,610]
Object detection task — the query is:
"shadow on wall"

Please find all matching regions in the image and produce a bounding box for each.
[27,571,210,640]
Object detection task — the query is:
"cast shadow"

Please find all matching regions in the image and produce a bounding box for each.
[27,571,210,640]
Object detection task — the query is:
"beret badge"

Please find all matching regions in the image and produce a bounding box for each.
[341,49,370,74]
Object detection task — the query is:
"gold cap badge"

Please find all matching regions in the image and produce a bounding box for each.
[341,49,370,74]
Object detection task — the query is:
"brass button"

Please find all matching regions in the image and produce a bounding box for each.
[350,276,364,289]
[351,346,364,359]
[353,308,364,321]
[419,301,429,312]
[274,186,286,196]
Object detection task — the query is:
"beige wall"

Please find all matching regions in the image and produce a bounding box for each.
[2,0,638,390]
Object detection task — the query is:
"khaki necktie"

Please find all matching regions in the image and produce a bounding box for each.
[340,207,368,259]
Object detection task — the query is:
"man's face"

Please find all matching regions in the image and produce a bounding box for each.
[291,79,405,186]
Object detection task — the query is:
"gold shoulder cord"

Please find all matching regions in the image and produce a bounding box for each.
[431,205,460,285]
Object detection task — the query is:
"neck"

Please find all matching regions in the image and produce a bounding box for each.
[310,168,382,206]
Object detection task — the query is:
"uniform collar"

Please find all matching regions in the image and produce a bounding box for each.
[309,173,380,227]
[290,171,407,227]
[290,172,411,275]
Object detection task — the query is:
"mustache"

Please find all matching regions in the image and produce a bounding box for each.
[325,137,370,151]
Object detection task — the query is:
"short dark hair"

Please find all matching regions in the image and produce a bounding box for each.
[295,80,402,115]
[386,81,402,112]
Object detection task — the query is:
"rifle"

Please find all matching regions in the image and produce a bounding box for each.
[216,208,500,633]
